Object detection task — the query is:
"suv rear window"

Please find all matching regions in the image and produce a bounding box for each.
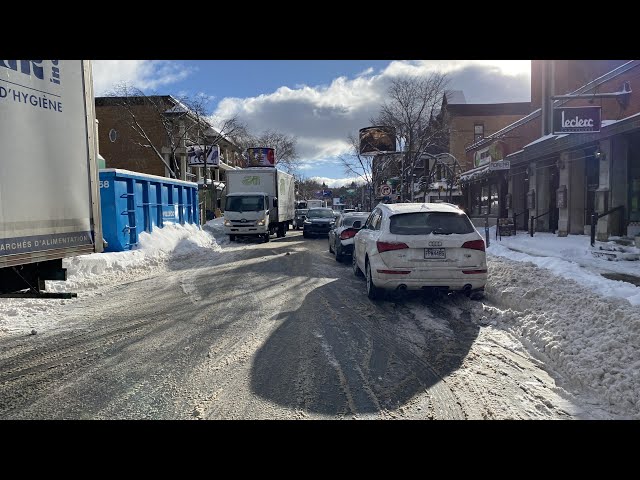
[390,212,475,235]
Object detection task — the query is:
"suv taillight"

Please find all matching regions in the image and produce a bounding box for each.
[340,229,357,240]
[461,240,485,251]
[377,241,409,253]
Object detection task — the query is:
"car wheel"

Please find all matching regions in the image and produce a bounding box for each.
[229,235,236,241]
[335,242,343,262]
[329,236,333,253]
[263,233,270,243]
[352,249,363,277]
[366,260,383,300]
[303,231,309,239]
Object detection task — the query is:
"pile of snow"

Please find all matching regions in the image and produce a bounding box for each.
[47,223,221,293]
[202,217,230,245]
[1,222,223,335]
[487,229,640,306]
[479,255,640,419]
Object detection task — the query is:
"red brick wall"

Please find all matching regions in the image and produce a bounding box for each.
[466,116,542,167]
[450,113,529,171]
[531,60,630,111]
[96,103,169,177]
[469,61,640,165]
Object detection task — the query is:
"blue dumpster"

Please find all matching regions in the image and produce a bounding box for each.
[99,169,200,252]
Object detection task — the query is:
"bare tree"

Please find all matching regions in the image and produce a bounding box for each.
[106,83,245,179]
[292,174,322,200]
[337,132,393,209]
[338,132,374,187]
[234,128,299,173]
[371,73,449,201]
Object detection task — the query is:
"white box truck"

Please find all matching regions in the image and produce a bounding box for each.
[0,60,103,296]
[223,168,295,242]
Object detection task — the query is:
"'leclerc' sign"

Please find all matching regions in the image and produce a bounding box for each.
[553,106,601,134]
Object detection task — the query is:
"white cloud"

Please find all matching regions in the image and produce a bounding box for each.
[309,176,366,188]
[384,60,530,78]
[92,60,194,96]
[214,60,531,163]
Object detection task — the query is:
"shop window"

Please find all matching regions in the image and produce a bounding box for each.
[490,183,499,213]
[481,185,490,215]
[474,124,484,142]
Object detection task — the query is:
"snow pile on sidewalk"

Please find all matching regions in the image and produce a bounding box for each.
[487,229,640,306]
[480,255,640,419]
[48,223,222,293]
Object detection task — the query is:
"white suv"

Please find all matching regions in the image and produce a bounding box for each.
[351,203,487,300]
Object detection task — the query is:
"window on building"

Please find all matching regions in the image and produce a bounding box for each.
[481,185,490,215]
[490,183,499,213]
[474,124,484,142]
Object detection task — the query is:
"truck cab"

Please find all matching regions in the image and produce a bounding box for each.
[223,192,272,241]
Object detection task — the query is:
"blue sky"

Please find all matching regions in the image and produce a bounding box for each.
[92,60,531,187]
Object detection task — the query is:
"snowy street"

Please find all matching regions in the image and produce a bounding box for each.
[2,221,638,419]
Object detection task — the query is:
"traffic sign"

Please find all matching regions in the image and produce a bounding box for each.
[380,184,392,196]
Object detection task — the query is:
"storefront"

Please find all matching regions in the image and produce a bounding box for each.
[460,141,510,227]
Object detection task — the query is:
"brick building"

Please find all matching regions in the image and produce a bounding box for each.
[443,96,531,172]
[95,95,243,214]
[462,60,640,243]
[372,90,530,204]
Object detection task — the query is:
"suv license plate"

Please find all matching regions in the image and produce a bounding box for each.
[424,248,446,259]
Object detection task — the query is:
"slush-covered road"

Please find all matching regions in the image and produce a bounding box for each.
[0,230,580,419]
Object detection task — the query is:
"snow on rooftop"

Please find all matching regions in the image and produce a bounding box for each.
[523,133,556,148]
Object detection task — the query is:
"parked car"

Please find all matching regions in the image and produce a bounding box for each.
[328,211,370,262]
[351,203,487,300]
[302,208,336,238]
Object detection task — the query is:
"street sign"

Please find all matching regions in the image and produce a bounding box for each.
[489,160,511,171]
[379,184,391,196]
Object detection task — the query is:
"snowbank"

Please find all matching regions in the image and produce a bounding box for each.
[1,223,223,335]
[480,255,640,419]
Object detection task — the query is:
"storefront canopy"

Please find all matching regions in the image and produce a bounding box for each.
[459,163,491,184]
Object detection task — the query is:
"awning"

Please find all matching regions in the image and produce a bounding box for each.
[459,164,491,184]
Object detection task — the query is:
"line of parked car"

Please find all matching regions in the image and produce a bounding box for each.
[300,203,488,301]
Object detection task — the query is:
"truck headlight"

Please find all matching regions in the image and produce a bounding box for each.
[257,219,266,226]
[224,219,232,226]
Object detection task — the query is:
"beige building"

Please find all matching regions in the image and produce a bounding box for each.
[440,92,531,171]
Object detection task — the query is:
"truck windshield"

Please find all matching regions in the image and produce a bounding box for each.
[225,195,265,212]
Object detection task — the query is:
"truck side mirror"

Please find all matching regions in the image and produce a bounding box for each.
[273,197,278,208]
[352,220,362,229]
